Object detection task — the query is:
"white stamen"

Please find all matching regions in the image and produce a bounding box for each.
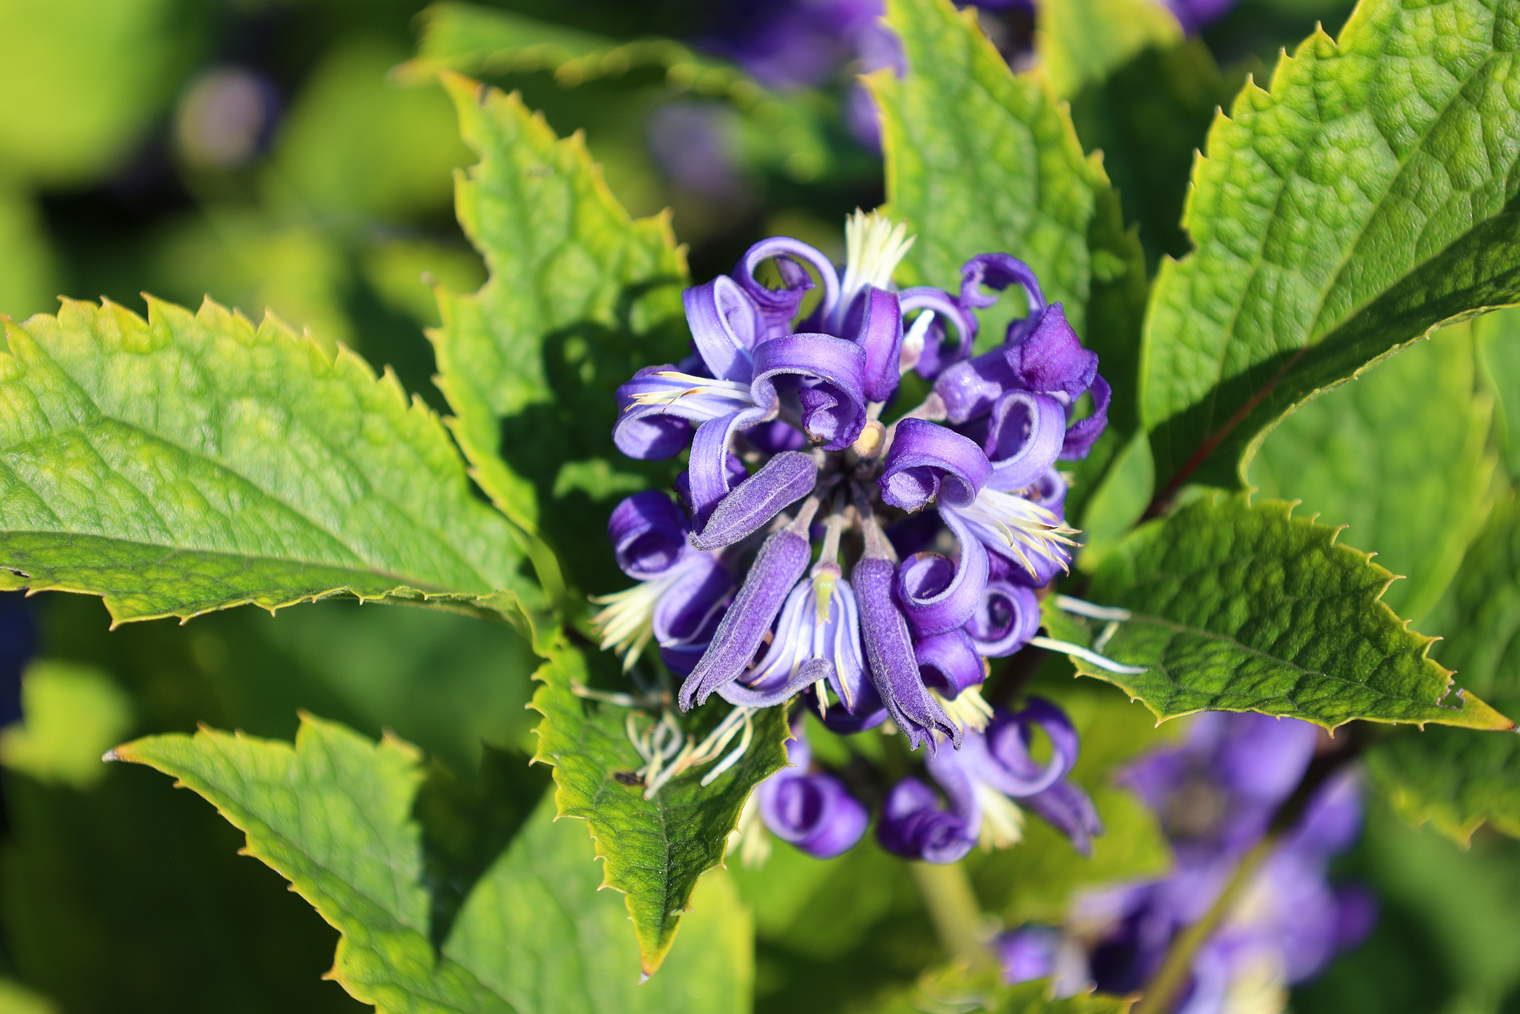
[626,371,756,421]
[972,781,1026,850]
[1092,620,1120,654]
[700,711,755,786]
[1030,636,1148,675]
[726,790,772,867]
[589,567,687,670]
[841,209,915,310]
[1054,595,1132,621]
[958,488,1080,580]
[931,684,995,734]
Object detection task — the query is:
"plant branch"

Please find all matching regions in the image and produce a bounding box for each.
[910,861,995,971]
[1132,730,1368,1014]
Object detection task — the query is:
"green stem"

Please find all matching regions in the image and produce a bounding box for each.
[1130,834,1276,1014]
[910,861,994,970]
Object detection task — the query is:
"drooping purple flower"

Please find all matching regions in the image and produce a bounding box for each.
[756,726,869,859]
[878,699,1099,862]
[1004,714,1373,1009]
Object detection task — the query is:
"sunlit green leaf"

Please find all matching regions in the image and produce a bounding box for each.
[1367,498,1520,843]
[1141,0,1520,494]
[871,0,1149,507]
[527,620,789,975]
[0,296,533,623]
[114,713,754,1012]
[1250,322,1495,623]
[1044,493,1514,730]
[429,74,688,596]
[1036,0,1181,101]
[1475,306,1520,480]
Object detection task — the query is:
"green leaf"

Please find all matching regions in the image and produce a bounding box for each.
[0,979,60,1014]
[1475,306,1520,480]
[1044,492,1514,730]
[0,661,132,789]
[0,296,533,623]
[0,0,195,185]
[870,0,1149,503]
[1036,0,1181,101]
[872,0,1104,337]
[1067,38,1238,267]
[1141,0,1520,495]
[403,2,750,99]
[1367,497,1520,843]
[429,74,688,593]
[1249,322,1496,623]
[112,713,754,1013]
[528,622,790,975]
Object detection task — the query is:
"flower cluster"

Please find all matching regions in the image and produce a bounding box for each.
[998,714,1376,1013]
[594,209,1116,859]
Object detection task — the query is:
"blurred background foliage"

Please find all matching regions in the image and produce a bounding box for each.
[0,0,1515,1012]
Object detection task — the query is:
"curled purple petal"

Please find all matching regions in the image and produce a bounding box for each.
[751,333,869,450]
[983,389,1069,490]
[721,656,831,708]
[914,628,987,698]
[854,555,959,751]
[652,554,733,646]
[608,491,689,579]
[679,527,811,710]
[734,236,840,339]
[933,346,1019,425]
[674,455,748,516]
[879,418,991,511]
[684,275,762,383]
[613,365,696,459]
[964,580,1041,657]
[897,510,989,637]
[959,253,1047,343]
[877,777,974,864]
[1024,780,1103,856]
[1060,372,1111,461]
[687,408,767,525]
[691,451,818,551]
[901,286,978,379]
[971,699,1081,798]
[743,418,809,453]
[1007,303,1097,400]
[846,285,904,403]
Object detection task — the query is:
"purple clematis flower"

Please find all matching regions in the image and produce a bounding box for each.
[1002,714,1375,1010]
[878,699,1100,862]
[595,210,1115,825]
[755,725,870,859]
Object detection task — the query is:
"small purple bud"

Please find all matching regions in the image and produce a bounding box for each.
[690,451,818,551]
[997,925,1062,984]
[758,766,870,859]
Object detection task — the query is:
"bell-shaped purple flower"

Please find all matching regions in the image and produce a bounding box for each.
[756,728,869,859]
